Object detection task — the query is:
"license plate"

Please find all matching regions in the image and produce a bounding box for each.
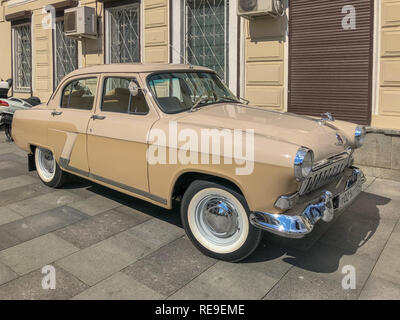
[338,180,362,209]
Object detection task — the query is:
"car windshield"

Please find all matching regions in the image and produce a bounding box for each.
[147,71,240,114]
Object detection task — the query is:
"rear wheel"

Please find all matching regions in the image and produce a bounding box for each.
[181,180,262,262]
[35,147,67,188]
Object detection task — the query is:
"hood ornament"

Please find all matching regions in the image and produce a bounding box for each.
[335,133,347,146]
[321,112,335,122]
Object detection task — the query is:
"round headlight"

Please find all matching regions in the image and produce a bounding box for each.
[355,126,366,148]
[294,147,314,181]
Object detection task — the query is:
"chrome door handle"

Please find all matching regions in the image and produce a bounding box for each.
[91,114,106,120]
[51,111,63,116]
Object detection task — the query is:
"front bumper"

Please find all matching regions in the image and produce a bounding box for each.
[249,167,366,238]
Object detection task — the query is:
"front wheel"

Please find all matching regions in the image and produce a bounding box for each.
[35,147,68,188]
[181,180,262,262]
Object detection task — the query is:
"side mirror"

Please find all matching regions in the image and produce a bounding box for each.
[128,81,139,97]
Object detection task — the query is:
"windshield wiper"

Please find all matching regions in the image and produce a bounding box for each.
[217,96,248,105]
[189,96,211,113]
[189,94,248,113]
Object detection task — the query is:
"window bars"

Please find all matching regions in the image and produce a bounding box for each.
[184,0,229,82]
[55,20,78,88]
[13,24,32,91]
[107,4,140,64]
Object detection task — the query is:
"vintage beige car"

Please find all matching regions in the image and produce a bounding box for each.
[11,64,366,262]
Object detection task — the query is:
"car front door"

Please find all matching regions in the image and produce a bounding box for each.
[87,74,159,195]
[47,76,99,175]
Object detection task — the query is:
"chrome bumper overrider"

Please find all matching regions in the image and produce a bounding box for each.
[249,168,366,239]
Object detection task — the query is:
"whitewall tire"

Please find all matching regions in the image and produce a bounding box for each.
[181,180,262,262]
[35,147,67,188]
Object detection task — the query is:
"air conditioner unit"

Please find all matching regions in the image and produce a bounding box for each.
[237,0,285,19]
[64,6,97,39]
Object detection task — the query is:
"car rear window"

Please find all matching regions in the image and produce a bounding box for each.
[61,77,97,110]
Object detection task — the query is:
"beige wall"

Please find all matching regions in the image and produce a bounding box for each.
[32,8,53,102]
[0,5,11,82]
[143,0,169,63]
[244,16,286,111]
[373,0,400,129]
[4,0,60,100]
[81,0,104,68]
[1,0,170,101]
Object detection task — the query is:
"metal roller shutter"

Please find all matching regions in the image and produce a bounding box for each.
[288,0,373,125]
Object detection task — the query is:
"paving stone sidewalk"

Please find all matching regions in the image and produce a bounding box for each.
[0,134,399,300]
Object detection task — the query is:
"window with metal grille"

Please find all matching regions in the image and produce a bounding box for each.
[184,0,229,82]
[106,4,140,63]
[12,24,32,92]
[54,20,78,88]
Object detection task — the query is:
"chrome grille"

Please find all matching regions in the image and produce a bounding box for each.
[299,152,350,195]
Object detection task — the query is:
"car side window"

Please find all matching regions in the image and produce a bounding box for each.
[101,77,149,115]
[61,78,97,110]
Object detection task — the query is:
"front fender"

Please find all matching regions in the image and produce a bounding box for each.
[148,160,297,213]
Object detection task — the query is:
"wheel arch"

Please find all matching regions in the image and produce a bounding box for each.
[170,170,246,206]
[28,144,59,171]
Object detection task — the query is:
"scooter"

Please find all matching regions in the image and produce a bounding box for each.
[0,78,41,141]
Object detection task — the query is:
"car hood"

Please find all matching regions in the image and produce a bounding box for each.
[174,103,350,161]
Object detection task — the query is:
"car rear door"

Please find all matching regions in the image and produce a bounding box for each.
[47,76,99,175]
[86,73,159,194]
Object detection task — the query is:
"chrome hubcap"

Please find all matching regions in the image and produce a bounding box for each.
[195,195,241,245]
[38,149,55,179]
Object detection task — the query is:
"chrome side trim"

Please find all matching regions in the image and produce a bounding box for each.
[59,157,167,205]
[90,173,167,204]
[59,157,89,177]
[59,131,78,161]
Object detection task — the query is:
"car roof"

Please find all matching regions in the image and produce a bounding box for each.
[67,63,214,77]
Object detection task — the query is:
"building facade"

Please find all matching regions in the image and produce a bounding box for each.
[0,0,399,129]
